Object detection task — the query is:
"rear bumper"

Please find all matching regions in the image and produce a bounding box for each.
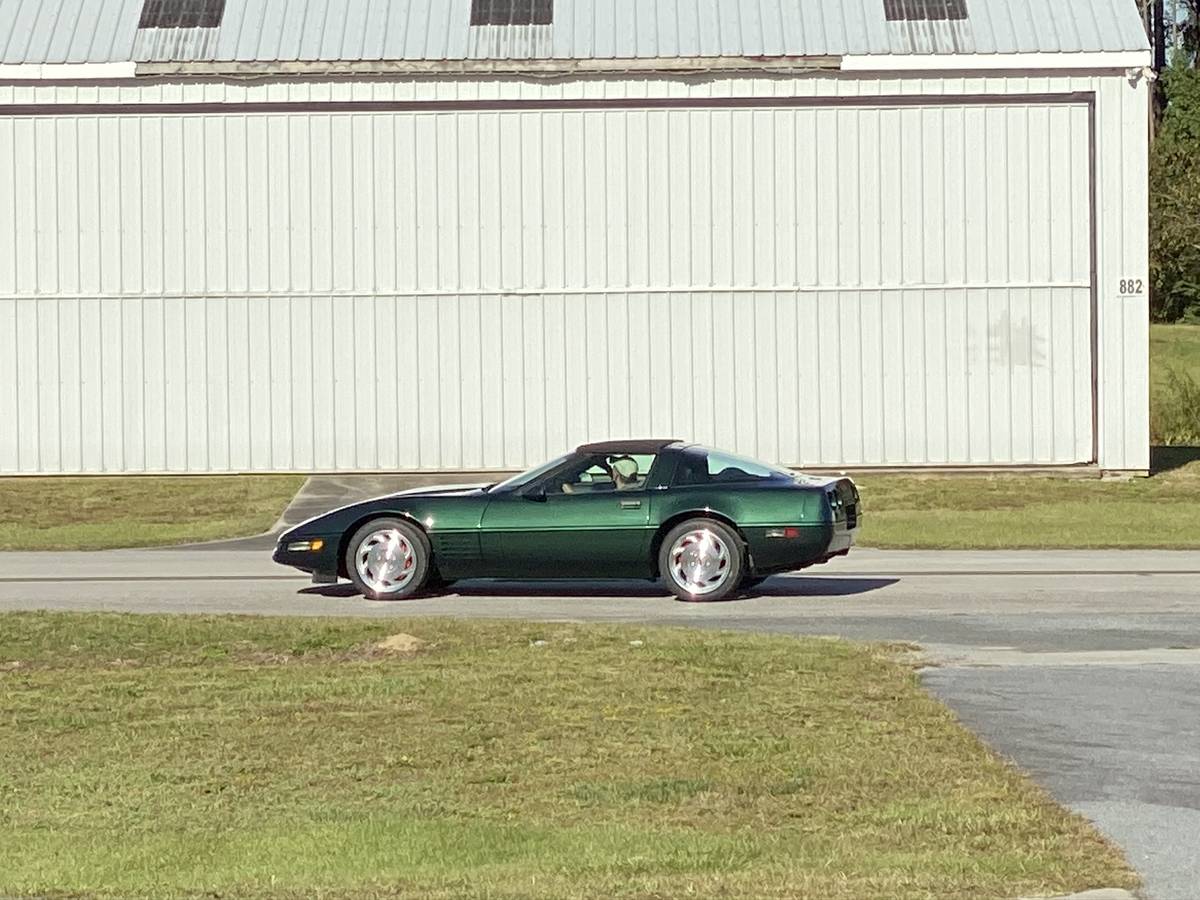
[821,477,860,561]
[745,524,833,574]
[744,497,858,575]
[827,525,856,556]
[813,527,855,566]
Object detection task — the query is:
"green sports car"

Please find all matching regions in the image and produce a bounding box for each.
[273,440,860,603]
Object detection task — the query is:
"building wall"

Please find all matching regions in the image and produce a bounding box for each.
[0,70,1150,473]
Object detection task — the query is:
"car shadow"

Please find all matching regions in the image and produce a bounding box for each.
[298,575,898,601]
[451,581,671,599]
[746,575,899,597]
[300,583,369,599]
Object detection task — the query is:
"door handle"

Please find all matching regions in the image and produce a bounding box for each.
[619,499,642,509]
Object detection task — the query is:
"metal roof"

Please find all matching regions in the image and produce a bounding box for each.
[0,0,1151,66]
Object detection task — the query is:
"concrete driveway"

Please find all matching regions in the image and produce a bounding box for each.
[2,547,1198,899]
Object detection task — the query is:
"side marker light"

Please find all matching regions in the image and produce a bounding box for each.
[287,539,325,552]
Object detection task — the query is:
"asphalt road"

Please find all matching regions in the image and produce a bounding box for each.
[2,547,1198,899]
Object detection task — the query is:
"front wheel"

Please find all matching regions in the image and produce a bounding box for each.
[345,518,431,601]
[659,519,744,603]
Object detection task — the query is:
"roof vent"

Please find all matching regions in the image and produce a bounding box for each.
[883,0,967,21]
[470,0,553,27]
[138,0,226,29]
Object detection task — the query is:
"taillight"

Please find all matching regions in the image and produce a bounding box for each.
[828,484,859,528]
[766,527,804,540]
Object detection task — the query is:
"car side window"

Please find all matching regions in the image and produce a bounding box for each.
[570,463,614,491]
[547,454,658,495]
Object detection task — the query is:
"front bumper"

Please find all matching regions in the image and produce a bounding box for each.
[272,534,340,580]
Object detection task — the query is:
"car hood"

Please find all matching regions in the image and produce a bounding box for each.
[383,482,492,499]
[281,483,491,538]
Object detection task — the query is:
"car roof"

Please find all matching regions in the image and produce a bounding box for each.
[575,439,685,456]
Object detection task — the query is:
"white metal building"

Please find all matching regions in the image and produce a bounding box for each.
[0,0,1152,474]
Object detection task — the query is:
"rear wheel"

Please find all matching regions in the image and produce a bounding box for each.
[659,519,744,603]
[345,518,431,601]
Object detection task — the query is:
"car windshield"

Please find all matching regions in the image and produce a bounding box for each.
[487,454,574,493]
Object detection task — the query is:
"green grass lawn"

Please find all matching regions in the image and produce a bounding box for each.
[1152,322,1200,390]
[0,474,304,551]
[3,458,1200,551]
[1151,323,1200,445]
[0,614,1134,900]
[856,450,1200,549]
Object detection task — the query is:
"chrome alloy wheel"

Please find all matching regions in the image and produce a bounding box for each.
[354,528,418,595]
[668,528,732,596]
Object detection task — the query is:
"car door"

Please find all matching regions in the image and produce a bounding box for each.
[479,477,654,579]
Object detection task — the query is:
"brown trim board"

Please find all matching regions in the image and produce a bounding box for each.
[1087,94,1100,466]
[0,92,1096,117]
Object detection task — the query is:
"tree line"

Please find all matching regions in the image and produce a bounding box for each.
[1143,0,1200,322]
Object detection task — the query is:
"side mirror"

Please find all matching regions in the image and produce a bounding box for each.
[523,486,548,502]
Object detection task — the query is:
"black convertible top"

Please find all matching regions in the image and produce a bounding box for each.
[576,439,685,456]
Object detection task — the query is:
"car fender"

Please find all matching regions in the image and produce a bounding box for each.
[335,509,433,577]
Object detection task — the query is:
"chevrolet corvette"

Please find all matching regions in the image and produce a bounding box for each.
[273,440,860,603]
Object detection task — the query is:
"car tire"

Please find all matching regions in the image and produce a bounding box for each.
[344,517,432,601]
[659,519,744,603]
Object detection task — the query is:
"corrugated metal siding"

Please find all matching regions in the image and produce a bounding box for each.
[0,74,1139,474]
[0,103,1093,296]
[0,289,1095,472]
[0,0,1151,65]
[1098,64,1152,469]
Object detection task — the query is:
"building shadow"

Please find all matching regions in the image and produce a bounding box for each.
[299,575,898,602]
[1152,446,1200,475]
